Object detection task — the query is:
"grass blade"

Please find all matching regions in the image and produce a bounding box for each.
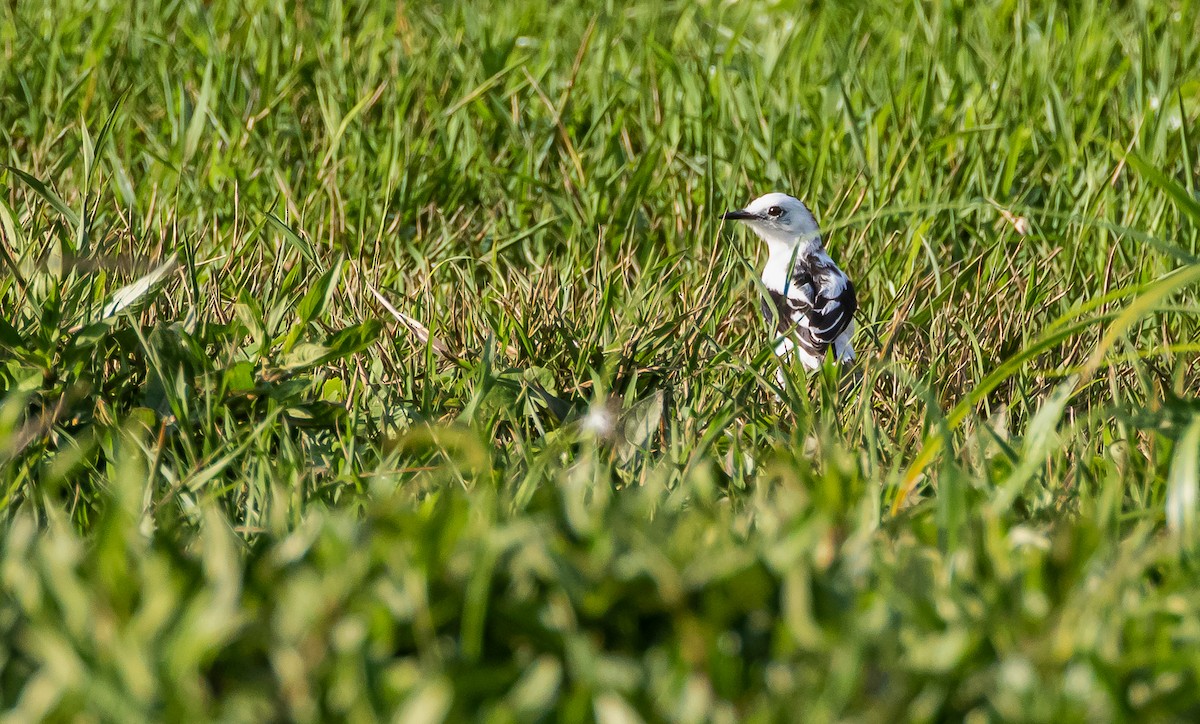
[1125,150,1200,224]
[3,165,81,229]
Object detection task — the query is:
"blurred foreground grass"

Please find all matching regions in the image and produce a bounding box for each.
[3,0,1200,720]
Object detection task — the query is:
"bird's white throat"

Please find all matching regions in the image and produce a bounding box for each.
[761,237,820,293]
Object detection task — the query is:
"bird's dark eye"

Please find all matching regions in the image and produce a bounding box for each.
[767,205,783,217]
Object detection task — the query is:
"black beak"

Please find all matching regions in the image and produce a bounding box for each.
[721,209,756,221]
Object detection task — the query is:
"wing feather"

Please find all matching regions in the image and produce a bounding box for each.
[764,261,856,360]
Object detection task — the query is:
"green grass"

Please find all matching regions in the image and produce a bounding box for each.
[2,0,1200,720]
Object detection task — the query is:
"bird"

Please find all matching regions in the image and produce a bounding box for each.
[721,192,857,376]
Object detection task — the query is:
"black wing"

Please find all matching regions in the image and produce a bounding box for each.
[800,277,856,351]
[761,264,856,359]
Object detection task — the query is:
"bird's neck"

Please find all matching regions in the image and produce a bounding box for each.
[762,238,821,292]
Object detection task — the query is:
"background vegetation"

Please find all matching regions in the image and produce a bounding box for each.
[2,0,1200,720]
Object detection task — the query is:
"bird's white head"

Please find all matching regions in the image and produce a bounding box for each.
[721,192,822,254]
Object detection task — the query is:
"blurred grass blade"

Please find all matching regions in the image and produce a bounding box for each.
[90,90,129,188]
[394,678,453,724]
[99,257,178,319]
[0,196,19,248]
[594,692,645,724]
[3,165,81,229]
[1124,150,1200,223]
[618,390,664,462]
[184,61,213,163]
[1167,417,1200,544]
[994,378,1077,511]
[80,114,95,182]
[507,656,562,717]
[320,83,386,172]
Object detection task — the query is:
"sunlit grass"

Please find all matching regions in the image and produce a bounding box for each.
[2,0,1200,720]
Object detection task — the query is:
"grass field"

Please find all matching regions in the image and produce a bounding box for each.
[3,0,1200,720]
